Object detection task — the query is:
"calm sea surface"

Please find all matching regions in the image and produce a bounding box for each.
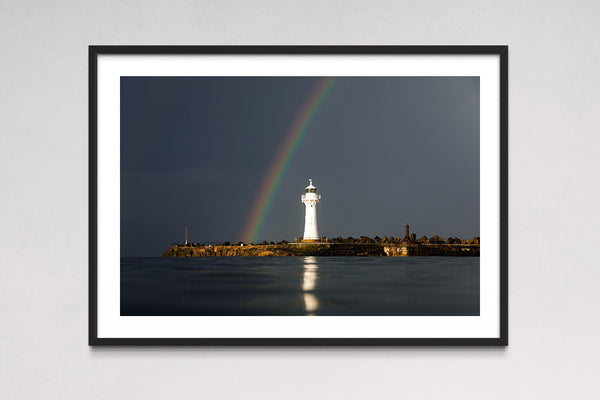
[121,257,479,316]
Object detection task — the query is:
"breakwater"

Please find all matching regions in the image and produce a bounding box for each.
[162,243,479,257]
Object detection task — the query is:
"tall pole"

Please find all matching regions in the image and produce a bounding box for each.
[185,225,188,245]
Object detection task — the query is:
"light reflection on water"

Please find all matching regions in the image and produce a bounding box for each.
[302,256,319,315]
[121,257,480,316]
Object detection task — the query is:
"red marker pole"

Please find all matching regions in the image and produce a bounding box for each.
[185,225,188,245]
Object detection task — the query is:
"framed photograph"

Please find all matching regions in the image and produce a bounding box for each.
[90,45,508,346]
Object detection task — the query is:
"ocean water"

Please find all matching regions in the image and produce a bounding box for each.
[121,257,479,316]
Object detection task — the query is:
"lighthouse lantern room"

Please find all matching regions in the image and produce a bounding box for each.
[301,179,321,242]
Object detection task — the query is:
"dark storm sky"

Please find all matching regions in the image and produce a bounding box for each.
[121,77,479,256]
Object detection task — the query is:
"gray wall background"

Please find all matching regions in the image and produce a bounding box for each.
[1,0,599,399]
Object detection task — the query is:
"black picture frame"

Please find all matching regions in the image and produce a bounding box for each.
[89,45,508,346]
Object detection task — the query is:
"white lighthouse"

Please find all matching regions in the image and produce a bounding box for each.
[301,179,321,242]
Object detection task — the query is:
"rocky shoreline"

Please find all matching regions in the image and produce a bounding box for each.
[162,243,480,257]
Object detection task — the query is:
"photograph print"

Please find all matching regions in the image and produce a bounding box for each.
[91,47,507,345]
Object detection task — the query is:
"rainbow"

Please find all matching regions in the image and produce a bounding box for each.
[241,77,338,243]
